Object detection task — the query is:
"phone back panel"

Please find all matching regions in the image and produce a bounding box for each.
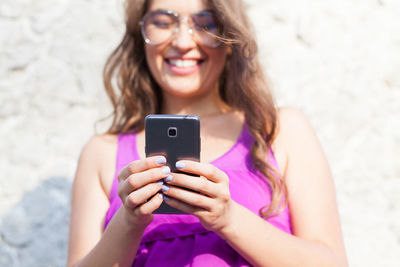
[145,114,200,214]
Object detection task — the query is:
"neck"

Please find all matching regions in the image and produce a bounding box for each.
[161,89,231,118]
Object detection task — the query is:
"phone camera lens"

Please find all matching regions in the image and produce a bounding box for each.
[168,127,177,137]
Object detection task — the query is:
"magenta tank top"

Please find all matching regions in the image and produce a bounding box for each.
[104,125,292,266]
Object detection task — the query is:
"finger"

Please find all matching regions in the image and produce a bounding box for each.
[175,161,229,183]
[134,193,164,216]
[125,182,163,209]
[163,196,208,217]
[121,165,171,193]
[164,173,218,197]
[118,156,166,182]
[161,184,213,210]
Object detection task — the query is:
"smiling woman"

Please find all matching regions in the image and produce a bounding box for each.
[67,0,348,266]
[143,4,229,103]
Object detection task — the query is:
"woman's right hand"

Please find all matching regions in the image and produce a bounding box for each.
[117,155,170,228]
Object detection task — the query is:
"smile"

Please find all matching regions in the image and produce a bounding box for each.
[166,58,204,67]
[165,58,204,75]
[168,59,198,67]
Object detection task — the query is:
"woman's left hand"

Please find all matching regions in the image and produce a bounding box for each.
[161,160,235,235]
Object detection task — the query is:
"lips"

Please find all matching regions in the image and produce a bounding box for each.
[168,59,197,67]
[165,58,204,66]
[164,58,205,75]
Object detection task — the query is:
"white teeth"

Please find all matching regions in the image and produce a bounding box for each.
[169,59,198,68]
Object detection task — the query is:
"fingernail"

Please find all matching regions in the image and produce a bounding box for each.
[161,185,170,192]
[176,161,185,169]
[162,166,171,174]
[158,193,164,199]
[156,156,166,165]
[164,174,173,182]
[157,180,164,186]
[163,194,170,201]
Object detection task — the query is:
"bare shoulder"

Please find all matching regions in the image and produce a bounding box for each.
[82,134,118,153]
[78,134,118,172]
[77,134,118,195]
[276,106,314,138]
[272,107,317,176]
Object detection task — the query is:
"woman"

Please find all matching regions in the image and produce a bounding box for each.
[67,0,348,266]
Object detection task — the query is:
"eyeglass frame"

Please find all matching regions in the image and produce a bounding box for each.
[139,9,223,48]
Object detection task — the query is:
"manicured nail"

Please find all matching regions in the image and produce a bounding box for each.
[156,156,166,165]
[162,166,171,174]
[162,194,170,201]
[176,161,185,169]
[161,185,170,192]
[164,174,173,182]
[157,180,164,186]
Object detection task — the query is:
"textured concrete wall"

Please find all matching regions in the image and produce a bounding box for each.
[0,0,399,266]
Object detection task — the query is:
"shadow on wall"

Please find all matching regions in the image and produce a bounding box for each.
[0,177,72,267]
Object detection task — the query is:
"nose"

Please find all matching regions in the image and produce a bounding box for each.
[171,17,197,51]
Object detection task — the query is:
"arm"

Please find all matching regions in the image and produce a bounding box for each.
[67,136,167,267]
[219,108,347,266]
[162,108,348,266]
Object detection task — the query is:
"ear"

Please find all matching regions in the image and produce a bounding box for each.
[227,45,232,55]
[226,45,232,57]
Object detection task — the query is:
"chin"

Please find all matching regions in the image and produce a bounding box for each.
[165,86,203,98]
[162,79,204,97]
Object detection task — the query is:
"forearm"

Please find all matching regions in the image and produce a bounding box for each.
[71,207,146,267]
[218,202,347,267]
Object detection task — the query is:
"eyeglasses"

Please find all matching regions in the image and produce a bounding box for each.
[139,10,223,48]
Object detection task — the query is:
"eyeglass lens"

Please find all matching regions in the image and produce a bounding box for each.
[141,10,221,47]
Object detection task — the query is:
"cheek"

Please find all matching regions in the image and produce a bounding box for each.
[145,46,163,78]
[208,51,228,77]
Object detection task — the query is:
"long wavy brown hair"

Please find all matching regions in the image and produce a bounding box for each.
[103,0,287,218]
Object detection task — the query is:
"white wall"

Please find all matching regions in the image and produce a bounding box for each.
[0,0,399,266]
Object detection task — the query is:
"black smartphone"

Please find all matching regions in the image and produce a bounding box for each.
[145,114,201,214]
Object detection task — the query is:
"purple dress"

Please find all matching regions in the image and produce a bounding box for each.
[104,125,292,266]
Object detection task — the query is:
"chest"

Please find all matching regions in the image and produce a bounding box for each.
[135,127,244,163]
